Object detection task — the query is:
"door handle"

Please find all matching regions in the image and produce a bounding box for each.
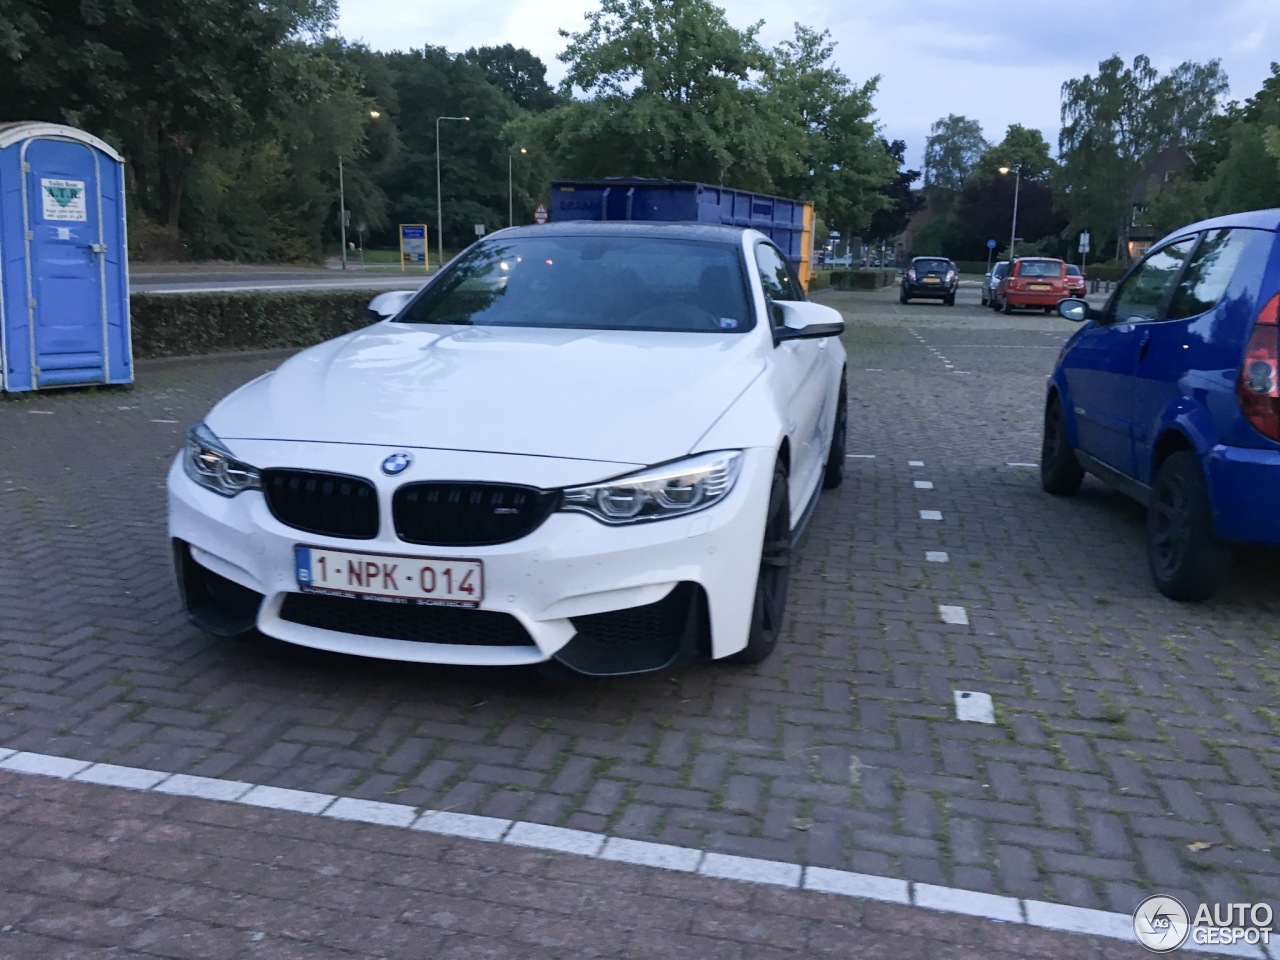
[1137,330,1151,363]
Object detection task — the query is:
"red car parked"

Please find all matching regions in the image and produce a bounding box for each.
[1065,263,1087,297]
[994,258,1068,313]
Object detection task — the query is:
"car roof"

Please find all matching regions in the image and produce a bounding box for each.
[493,221,753,243]
[1152,207,1280,246]
[912,255,951,261]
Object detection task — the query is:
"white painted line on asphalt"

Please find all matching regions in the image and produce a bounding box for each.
[926,551,950,563]
[954,691,995,724]
[1007,462,1037,467]
[240,785,336,815]
[1022,901,1135,940]
[805,867,909,903]
[413,811,512,841]
[0,752,91,778]
[151,419,178,424]
[920,510,943,521]
[28,410,54,415]
[325,797,418,828]
[152,774,254,802]
[945,364,955,369]
[73,763,170,791]
[865,368,883,372]
[0,746,1258,957]
[908,460,925,467]
[914,884,1023,923]
[914,480,934,490]
[505,822,606,857]
[700,852,802,888]
[939,605,969,626]
[600,837,702,872]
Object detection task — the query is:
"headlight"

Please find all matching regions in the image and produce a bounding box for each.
[561,451,743,525]
[183,423,261,497]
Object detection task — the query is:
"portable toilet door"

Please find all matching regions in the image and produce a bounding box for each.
[0,122,132,392]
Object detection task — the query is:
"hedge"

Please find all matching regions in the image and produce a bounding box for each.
[827,269,897,290]
[129,290,382,359]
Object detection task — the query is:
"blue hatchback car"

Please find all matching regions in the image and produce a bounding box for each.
[1041,208,1280,600]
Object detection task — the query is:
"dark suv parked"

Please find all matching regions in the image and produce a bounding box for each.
[900,257,957,305]
[1041,208,1280,600]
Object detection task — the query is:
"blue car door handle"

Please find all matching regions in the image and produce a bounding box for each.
[1137,331,1151,363]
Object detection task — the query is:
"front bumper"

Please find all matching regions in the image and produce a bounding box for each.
[1204,444,1280,544]
[168,445,774,673]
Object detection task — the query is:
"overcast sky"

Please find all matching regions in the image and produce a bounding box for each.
[335,0,1277,172]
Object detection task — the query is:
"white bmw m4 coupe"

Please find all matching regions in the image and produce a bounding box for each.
[169,222,847,675]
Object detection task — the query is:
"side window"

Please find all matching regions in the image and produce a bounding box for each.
[755,244,802,305]
[1166,228,1256,321]
[1106,237,1196,324]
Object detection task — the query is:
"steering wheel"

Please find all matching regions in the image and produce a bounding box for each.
[627,302,724,331]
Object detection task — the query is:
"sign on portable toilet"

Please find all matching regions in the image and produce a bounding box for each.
[0,122,133,392]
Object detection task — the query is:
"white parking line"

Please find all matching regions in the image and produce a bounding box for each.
[1007,462,1037,468]
[938,604,969,625]
[926,551,949,563]
[954,691,995,724]
[908,460,925,467]
[914,481,934,490]
[846,454,876,459]
[0,748,1258,957]
[920,510,943,521]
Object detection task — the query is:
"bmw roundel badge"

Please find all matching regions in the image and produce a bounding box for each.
[381,452,412,476]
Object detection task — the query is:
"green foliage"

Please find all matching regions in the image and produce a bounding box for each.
[974,124,1057,184]
[129,291,376,358]
[923,115,988,190]
[1058,54,1228,254]
[828,269,894,290]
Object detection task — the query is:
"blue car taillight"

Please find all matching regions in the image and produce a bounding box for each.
[1236,291,1280,441]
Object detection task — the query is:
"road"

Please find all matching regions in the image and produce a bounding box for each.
[0,282,1275,958]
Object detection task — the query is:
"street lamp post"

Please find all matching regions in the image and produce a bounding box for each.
[338,110,382,271]
[508,147,527,227]
[998,164,1022,261]
[435,115,470,270]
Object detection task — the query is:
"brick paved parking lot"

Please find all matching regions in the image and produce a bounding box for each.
[1,283,1277,947]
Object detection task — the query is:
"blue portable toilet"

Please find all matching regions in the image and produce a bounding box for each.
[0,122,132,392]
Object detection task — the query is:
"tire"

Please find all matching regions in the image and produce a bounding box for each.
[1146,451,1231,601]
[1002,298,1013,315]
[899,289,908,304]
[1040,398,1084,496]
[728,462,791,664]
[821,377,847,490]
[1044,306,1054,314]
[980,292,989,306]
[991,295,1001,312]
[944,294,955,306]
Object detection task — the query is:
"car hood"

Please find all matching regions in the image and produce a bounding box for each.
[208,323,765,465]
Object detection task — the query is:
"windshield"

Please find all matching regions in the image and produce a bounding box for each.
[914,259,950,273]
[1018,260,1064,278]
[1066,264,1082,277]
[397,235,753,333]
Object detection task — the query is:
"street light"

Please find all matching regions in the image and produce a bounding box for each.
[436,115,470,270]
[509,147,527,227]
[998,164,1022,261]
[339,109,384,271]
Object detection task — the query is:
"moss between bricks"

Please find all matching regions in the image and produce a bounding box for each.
[130,290,380,359]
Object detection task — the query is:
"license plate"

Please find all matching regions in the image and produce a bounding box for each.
[295,546,483,607]
[924,277,940,283]
[1029,283,1052,291]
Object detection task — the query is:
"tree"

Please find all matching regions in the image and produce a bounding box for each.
[975,124,1056,183]
[760,25,893,234]
[922,114,988,191]
[1058,54,1227,258]
[540,0,771,186]
[865,139,923,243]
[463,44,559,112]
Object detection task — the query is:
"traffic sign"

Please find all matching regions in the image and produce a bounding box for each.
[986,239,997,250]
[534,203,548,224]
[1079,231,1091,253]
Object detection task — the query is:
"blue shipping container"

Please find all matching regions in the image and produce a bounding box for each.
[0,122,132,392]
[550,178,814,287]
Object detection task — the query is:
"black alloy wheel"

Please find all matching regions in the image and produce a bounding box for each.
[1039,398,1084,496]
[729,462,791,664]
[1146,452,1230,601]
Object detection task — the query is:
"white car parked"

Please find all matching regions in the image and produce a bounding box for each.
[169,222,848,675]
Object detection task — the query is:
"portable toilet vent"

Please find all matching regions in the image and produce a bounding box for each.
[0,122,132,392]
